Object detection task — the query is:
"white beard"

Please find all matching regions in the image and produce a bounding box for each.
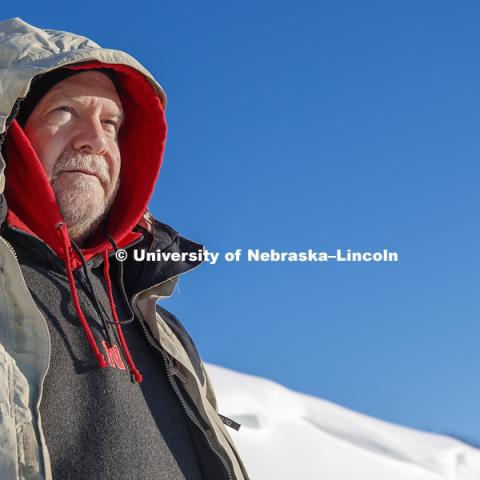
[51,151,120,244]
[53,177,119,244]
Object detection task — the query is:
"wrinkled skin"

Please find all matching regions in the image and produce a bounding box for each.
[24,71,124,245]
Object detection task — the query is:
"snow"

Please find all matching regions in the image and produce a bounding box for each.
[205,363,480,480]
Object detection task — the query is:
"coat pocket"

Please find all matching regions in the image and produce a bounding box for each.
[18,423,39,479]
[0,342,19,478]
[0,342,14,418]
[0,342,40,480]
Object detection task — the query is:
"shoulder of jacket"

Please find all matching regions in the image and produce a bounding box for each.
[155,303,205,385]
[138,209,205,254]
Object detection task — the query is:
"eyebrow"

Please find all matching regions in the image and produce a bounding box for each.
[47,94,125,121]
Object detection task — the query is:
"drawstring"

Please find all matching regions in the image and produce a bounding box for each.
[103,249,143,383]
[70,240,115,348]
[106,234,135,325]
[56,221,142,383]
[56,222,107,369]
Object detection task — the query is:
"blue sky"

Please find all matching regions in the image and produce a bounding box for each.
[4,1,480,442]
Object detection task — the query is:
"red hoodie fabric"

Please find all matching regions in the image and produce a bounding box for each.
[4,61,167,268]
[3,61,168,381]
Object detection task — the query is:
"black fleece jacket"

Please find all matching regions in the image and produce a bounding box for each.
[0,216,231,480]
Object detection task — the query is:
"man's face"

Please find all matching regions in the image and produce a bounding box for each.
[23,71,124,244]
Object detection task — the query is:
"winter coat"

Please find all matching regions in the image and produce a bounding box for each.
[0,17,249,480]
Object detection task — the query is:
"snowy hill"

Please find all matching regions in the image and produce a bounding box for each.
[205,364,480,480]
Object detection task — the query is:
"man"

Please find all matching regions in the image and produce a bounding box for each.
[0,18,248,480]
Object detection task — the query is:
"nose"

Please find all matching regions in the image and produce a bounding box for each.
[71,117,108,155]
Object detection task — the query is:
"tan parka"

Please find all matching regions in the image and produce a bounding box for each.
[0,17,249,480]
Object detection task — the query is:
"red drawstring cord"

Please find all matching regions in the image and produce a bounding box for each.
[56,223,107,369]
[103,249,143,383]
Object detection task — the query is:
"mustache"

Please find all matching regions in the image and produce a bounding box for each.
[51,151,110,186]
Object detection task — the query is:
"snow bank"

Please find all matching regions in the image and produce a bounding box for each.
[205,363,480,480]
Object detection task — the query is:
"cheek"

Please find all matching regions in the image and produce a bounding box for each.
[25,126,66,179]
[109,145,122,182]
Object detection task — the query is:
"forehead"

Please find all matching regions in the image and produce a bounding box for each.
[40,71,123,111]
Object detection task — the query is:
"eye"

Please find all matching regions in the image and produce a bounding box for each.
[102,119,120,135]
[103,119,118,127]
[56,106,74,114]
[49,106,75,121]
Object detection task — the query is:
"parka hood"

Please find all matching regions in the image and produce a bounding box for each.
[0,18,168,267]
[0,17,173,381]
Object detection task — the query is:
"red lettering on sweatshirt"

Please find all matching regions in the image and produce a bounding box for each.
[102,341,126,370]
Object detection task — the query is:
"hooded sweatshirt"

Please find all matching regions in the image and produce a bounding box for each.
[0,27,211,480]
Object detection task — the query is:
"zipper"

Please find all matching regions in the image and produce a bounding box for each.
[0,234,19,261]
[4,225,65,270]
[130,291,234,480]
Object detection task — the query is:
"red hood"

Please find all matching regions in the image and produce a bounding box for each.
[4,61,167,269]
